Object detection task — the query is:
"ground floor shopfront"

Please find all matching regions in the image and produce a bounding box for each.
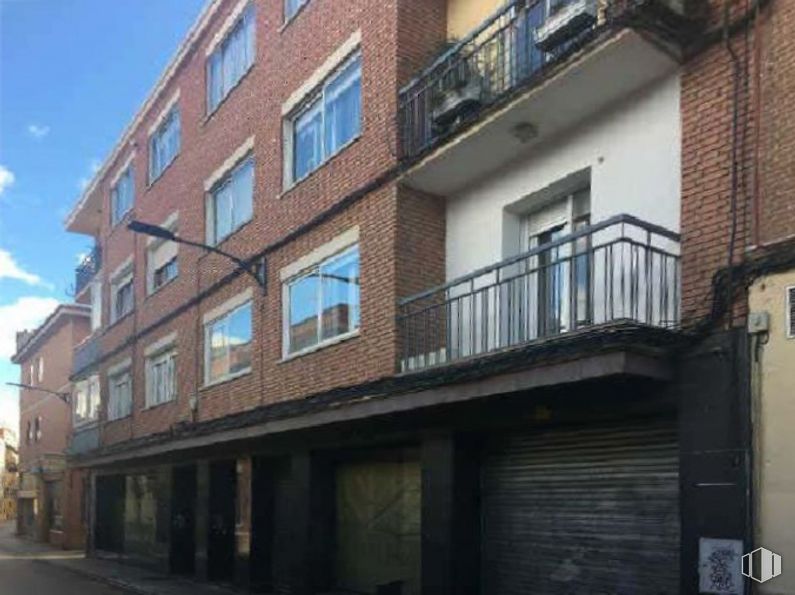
[79,329,751,595]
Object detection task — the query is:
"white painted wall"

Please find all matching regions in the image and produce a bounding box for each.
[445,71,681,280]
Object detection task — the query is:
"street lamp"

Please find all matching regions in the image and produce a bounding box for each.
[127,220,267,292]
[5,382,70,404]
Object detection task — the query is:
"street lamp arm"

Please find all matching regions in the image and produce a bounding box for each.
[127,220,266,291]
[5,382,71,404]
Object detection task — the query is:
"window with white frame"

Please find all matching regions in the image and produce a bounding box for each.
[111,165,134,226]
[285,0,309,21]
[108,368,132,421]
[207,2,255,113]
[34,416,42,441]
[111,269,134,323]
[208,156,254,245]
[285,245,360,355]
[90,280,103,331]
[149,106,181,182]
[289,52,362,184]
[73,375,100,426]
[37,357,44,383]
[146,349,177,407]
[205,301,252,384]
[147,236,179,294]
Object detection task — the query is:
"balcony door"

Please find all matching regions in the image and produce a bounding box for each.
[522,187,591,340]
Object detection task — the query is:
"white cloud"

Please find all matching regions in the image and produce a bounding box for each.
[0,165,14,195]
[0,249,53,289]
[0,385,19,434]
[0,296,59,359]
[78,158,102,191]
[27,124,50,140]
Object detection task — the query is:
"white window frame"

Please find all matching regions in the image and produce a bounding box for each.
[146,214,179,295]
[90,280,103,332]
[37,357,44,384]
[206,1,256,114]
[206,154,254,246]
[73,375,101,427]
[145,349,177,408]
[107,367,133,421]
[283,243,360,358]
[149,105,181,183]
[110,165,135,226]
[203,299,253,386]
[285,51,362,187]
[111,270,134,323]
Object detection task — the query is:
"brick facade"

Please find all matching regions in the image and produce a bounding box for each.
[680,0,795,325]
[16,312,90,464]
[68,0,448,447]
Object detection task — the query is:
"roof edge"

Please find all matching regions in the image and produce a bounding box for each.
[63,0,223,230]
[10,304,92,364]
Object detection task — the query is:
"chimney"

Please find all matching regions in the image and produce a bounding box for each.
[15,330,34,352]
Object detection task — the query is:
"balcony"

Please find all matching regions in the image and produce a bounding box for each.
[398,0,702,195]
[75,244,101,296]
[73,335,101,377]
[68,425,99,457]
[398,215,680,372]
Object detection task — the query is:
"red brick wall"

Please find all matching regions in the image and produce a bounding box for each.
[62,468,87,550]
[756,0,795,247]
[18,316,90,467]
[680,0,757,325]
[73,0,448,447]
[681,0,795,325]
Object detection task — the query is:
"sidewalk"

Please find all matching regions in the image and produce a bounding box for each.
[0,521,238,595]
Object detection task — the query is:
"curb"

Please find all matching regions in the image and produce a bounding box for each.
[32,557,152,594]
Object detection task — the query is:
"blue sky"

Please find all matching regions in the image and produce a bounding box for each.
[0,0,206,431]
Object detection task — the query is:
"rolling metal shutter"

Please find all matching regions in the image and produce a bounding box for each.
[481,419,680,594]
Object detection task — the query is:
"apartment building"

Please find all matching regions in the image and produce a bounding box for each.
[10,304,91,549]
[59,0,789,593]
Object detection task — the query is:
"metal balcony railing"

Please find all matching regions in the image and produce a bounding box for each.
[398,215,680,372]
[398,0,672,160]
[75,244,101,296]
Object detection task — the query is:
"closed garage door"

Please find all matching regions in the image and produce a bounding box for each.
[481,418,680,594]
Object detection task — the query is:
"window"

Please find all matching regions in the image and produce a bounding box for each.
[205,301,252,384]
[207,2,255,113]
[34,416,42,442]
[147,233,179,294]
[111,166,134,226]
[108,369,132,421]
[73,376,100,426]
[28,363,35,386]
[286,245,360,355]
[290,53,362,183]
[146,350,177,407]
[787,286,795,339]
[208,156,254,245]
[285,0,309,21]
[149,107,181,182]
[90,281,103,331]
[26,421,32,444]
[112,272,134,322]
[37,357,44,384]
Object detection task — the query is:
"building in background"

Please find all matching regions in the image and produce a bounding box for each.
[53,0,794,593]
[10,304,91,549]
[0,428,19,522]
